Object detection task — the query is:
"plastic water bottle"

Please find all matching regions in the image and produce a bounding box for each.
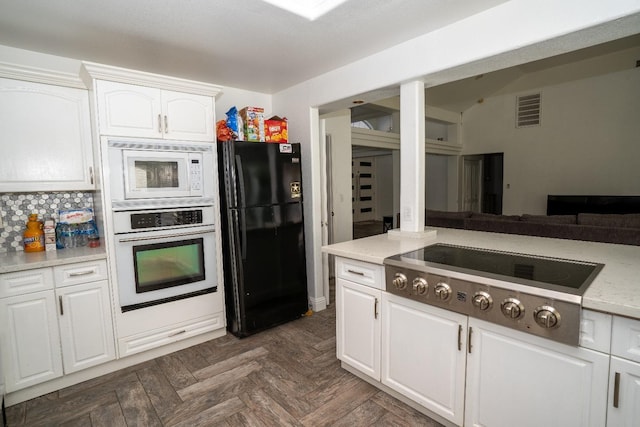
[76,223,90,247]
[56,223,74,249]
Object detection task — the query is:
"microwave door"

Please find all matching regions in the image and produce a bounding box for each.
[123,150,190,199]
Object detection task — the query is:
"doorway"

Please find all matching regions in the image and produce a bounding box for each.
[462,153,503,214]
[352,156,376,222]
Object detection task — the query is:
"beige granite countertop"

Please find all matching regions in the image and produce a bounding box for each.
[322,227,640,320]
[0,246,107,273]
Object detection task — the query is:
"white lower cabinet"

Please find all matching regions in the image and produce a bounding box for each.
[381,292,467,426]
[0,260,115,393]
[0,291,63,392]
[335,257,614,427]
[607,315,640,426]
[56,280,116,373]
[336,277,381,380]
[607,356,640,426]
[464,318,609,427]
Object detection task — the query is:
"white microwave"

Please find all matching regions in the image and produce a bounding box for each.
[106,137,215,209]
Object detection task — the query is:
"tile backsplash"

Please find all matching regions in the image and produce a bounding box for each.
[0,192,95,253]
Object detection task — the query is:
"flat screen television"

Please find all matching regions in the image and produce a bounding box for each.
[547,195,640,215]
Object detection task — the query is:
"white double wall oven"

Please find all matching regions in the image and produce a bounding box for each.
[104,137,219,312]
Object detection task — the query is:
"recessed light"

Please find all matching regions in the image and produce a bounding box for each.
[260,0,350,20]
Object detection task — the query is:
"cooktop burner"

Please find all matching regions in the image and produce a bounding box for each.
[388,243,603,295]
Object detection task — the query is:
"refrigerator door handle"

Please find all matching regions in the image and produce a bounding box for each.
[235,155,247,208]
[240,208,247,260]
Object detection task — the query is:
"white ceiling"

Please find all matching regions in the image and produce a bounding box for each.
[0,0,508,94]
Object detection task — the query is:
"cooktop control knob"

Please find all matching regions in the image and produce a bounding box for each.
[501,298,524,319]
[412,277,428,295]
[534,306,560,329]
[434,282,451,301]
[392,273,408,290]
[472,291,493,311]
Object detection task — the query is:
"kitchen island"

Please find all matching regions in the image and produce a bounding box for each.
[323,227,640,320]
[323,227,640,427]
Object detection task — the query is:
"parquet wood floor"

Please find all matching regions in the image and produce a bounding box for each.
[5,300,444,426]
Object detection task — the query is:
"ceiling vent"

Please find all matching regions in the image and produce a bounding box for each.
[516,93,541,128]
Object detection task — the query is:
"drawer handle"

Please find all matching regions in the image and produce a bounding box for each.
[169,329,187,337]
[613,372,620,408]
[347,269,365,276]
[69,270,95,277]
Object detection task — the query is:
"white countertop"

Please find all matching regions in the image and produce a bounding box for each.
[322,227,640,320]
[0,246,107,273]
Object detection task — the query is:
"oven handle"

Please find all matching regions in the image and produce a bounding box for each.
[117,229,214,243]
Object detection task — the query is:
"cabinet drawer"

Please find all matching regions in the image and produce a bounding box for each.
[611,315,640,363]
[336,257,384,289]
[118,313,223,357]
[54,260,108,287]
[0,268,54,298]
[579,309,612,354]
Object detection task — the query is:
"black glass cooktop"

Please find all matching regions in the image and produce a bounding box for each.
[389,244,604,294]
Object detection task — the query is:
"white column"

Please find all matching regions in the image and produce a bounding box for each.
[399,80,425,233]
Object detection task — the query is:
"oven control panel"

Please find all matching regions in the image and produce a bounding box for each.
[112,207,215,234]
[131,209,203,229]
[385,265,581,346]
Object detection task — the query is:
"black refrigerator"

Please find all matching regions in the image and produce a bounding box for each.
[217,141,308,337]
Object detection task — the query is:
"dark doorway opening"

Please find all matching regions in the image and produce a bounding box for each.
[482,153,504,214]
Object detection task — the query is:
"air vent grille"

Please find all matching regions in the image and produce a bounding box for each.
[516,93,541,128]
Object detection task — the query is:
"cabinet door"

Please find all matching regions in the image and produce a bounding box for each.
[465,318,608,427]
[336,278,381,380]
[161,90,214,141]
[381,293,467,426]
[0,291,63,392]
[96,80,163,138]
[56,280,116,374]
[608,356,640,427]
[0,78,94,192]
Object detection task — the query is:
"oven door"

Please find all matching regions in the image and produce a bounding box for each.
[122,150,203,199]
[114,226,217,311]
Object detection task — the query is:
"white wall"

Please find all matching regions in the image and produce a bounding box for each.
[462,66,640,215]
[322,110,353,244]
[426,154,449,211]
[215,88,272,128]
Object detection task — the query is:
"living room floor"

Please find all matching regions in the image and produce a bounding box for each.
[5,293,444,426]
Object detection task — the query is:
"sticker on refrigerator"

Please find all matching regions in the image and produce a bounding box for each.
[290,181,301,198]
[279,144,292,153]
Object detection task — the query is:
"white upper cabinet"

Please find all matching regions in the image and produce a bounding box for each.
[161,89,214,141]
[82,62,221,142]
[96,81,214,141]
[96,80,162,138]
[0,77,95,192]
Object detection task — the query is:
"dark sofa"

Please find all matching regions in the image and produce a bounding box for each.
[425,210,640,246]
